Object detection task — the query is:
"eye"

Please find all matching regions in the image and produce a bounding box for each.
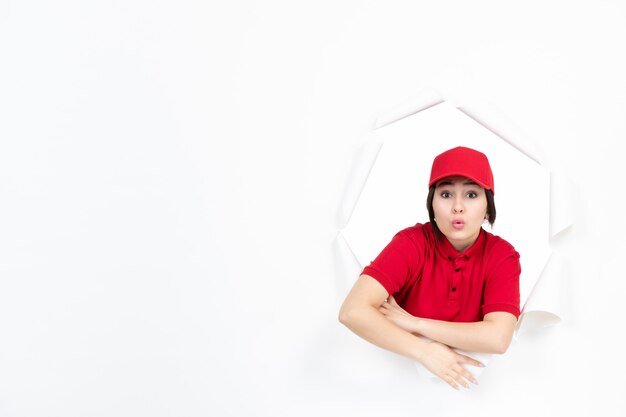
[466,191,478,198]
[440,191,452,198]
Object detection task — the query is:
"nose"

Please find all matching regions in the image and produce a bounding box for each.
[452,197,464,214]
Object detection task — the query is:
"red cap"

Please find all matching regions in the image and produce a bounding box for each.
[428,146,494,194]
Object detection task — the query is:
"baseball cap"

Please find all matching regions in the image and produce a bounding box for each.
[428,146,494,194]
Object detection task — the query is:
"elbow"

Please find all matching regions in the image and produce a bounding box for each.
[482,313,517,354]
[491,334,513,355]
[338,309,347,325]
[338,302,365,329]
[491,343,508,355]
[338,304,354,327]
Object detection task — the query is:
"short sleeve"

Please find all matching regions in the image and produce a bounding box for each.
[482,250,521,318]
[361,230,422,296]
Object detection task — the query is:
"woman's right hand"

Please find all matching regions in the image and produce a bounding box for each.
[418,342,483,389]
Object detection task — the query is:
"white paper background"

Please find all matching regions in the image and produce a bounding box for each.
[0,1,624,416]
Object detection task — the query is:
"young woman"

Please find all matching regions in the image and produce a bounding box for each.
[339,146,520,390]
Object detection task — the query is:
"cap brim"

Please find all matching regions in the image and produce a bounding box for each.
[429,173,492,191]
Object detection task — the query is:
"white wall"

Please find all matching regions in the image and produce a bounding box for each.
[0,1,624,416]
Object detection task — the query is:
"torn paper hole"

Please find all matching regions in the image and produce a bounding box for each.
[337,91,573,377]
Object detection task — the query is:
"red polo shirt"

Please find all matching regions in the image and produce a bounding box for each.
[362,222,520,322]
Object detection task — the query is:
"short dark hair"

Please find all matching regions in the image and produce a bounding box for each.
[426,185,496,240]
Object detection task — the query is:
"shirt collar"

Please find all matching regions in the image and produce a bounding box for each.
[435,226,486,262]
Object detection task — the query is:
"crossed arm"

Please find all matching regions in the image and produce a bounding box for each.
[338,274,517,389]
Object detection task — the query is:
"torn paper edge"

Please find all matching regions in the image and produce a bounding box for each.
[336,132,384,230]
[373,88,444,130]
[550,170,576,238]
[337,87,572,342]
[456,104,543,165]
[333,231,364,297]
[515,251,564,338]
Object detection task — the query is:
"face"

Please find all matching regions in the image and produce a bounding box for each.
[432,176,488,252]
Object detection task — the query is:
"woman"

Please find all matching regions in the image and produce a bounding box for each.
[339,146,520,390]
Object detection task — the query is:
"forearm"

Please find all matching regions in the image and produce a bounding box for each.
[340,276,486,390]
[414,317,513,354]
[339,304,429,362]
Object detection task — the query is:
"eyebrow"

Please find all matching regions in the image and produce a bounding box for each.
[436,180,478,187]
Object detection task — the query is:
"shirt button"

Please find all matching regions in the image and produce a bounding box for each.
[451,287,457,292]
[455,268,460,272]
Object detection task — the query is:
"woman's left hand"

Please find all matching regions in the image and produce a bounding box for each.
[379,296,421,334]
